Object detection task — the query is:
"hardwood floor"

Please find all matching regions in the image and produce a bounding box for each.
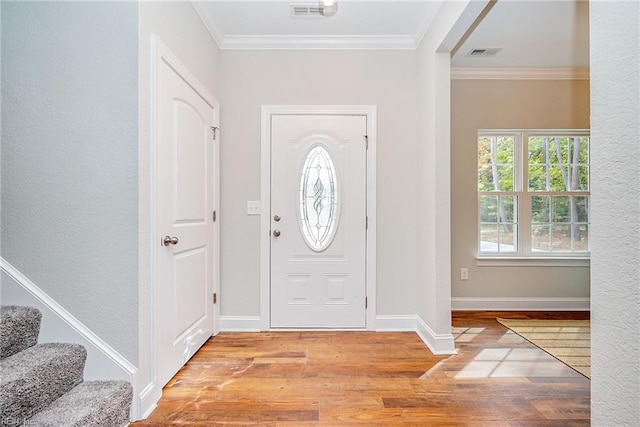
[133,311,590,426]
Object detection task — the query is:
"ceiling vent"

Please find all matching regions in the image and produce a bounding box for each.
[467,48,502,57]
[291,4,325,19]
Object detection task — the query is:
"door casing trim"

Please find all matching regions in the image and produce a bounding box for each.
[260,105,377,331]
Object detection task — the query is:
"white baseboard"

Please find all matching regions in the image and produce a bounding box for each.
[137,381,160,420]
[415,316,457,355]
[0,257,141,419]
[376,315,456,355]
[220,315,262,331]
[451,297,591,311]
[375,315,417,331]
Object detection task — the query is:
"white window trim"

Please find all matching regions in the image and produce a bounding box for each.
[477,129,591,264]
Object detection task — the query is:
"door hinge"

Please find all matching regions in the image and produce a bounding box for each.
[211,126,219,141]
[212,211,217,222]
[366,216,369,230]
[213,293,218,304]
[363,134,369,150]
[365,297,368,309]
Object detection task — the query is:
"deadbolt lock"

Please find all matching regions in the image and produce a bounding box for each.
[162,235,179,246]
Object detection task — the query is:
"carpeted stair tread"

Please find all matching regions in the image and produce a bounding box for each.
[0,343,86,422]
[0,305,42,359]
[27,380,133,427]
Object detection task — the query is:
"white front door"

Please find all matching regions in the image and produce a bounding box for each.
[270,114,367,328]
[155,40,218,387]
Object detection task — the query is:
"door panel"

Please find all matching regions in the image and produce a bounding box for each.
[174,101,207,221]
[270,115,367,328]
[156,54,215,387]
[173,247,207,339]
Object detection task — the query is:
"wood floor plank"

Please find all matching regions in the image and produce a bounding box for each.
[132,311,590,426]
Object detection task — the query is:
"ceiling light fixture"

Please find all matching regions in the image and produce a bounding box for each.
[319,0,338,17]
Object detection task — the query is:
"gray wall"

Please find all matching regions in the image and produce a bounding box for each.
[590,0,640,423]
[451,79,591,301]
[219,50,419,318]
[1,2,139,363]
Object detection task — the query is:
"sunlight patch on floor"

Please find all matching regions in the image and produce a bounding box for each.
[452,327,485,342]
[455,347,578,379]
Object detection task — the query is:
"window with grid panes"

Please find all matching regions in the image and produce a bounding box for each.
[478,131,590,257]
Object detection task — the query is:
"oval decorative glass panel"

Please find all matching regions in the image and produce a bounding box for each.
[299,145,340,251]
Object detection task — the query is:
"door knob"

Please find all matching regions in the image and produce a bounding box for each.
[272,229,281,237]
[163,235,179,246]
[273,214,281,222]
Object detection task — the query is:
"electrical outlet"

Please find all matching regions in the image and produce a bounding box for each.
[247,201,261,215]
[460,268,469,281]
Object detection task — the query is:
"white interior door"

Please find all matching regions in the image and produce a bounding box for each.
[155,43,218,387]
[270,114,367,328]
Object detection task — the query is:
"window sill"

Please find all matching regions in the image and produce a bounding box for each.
[475,256,590,267]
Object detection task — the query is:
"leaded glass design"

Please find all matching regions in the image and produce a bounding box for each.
[299,145,339,251]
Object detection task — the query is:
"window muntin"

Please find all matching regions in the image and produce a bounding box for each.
[478,131,590,257]
[528,136,590,192]
[531,195,589,253]
[478,136,515,192]
[479,195,518,253]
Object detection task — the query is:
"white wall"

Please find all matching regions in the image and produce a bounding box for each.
[451,79,591,305]
[137,1,221,416]
[219,50,419,319]
[1,1,139,363]
[415,0,477,348]
[590,1,640,424]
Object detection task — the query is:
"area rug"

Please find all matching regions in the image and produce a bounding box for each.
[496,318,590,378]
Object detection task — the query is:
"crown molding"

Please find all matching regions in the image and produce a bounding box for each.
[190,1,225,48]
[218,34,418,50]
[190,0,419,51]
[451,67,590,80]
[412,4,440,48]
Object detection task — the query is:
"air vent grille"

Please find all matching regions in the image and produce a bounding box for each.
[292,5,325,18]
[467,48,502,57]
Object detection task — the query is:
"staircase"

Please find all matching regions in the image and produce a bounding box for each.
[0,305,132,426]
